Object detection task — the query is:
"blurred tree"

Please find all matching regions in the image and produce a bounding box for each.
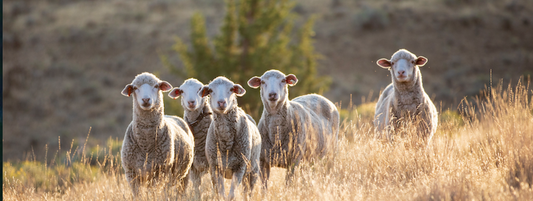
[161,0,330,119]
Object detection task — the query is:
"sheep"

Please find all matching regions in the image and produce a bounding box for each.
[374,49,438,145]
[120,72,194,196]
[168,78,213,196]
[200,76,261,200]
[247,69,340,190]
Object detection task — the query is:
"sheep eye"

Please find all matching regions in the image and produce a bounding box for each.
[411,61,415,64]
[133,86,138,90]
[261,81,265,84]
[281,79,286,83]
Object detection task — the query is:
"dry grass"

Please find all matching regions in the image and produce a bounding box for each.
[4,78,533,200]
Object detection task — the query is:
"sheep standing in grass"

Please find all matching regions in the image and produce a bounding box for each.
[247,70,340,190]
[200,77,261,200]
[374,49,438,144]
[120,72,194,195]
[168,78,213,196]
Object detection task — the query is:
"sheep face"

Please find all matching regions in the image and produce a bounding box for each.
[200,77,245,114]
[169,79,205,111]
[377,49,428,83]
[248,70,298,110]
[121,72,172,110]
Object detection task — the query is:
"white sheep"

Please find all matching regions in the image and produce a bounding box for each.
[247,70,340,190]
[200,76,261,200]
[374,49,438,144]
[120,72,194,195]
[168,78,213,196]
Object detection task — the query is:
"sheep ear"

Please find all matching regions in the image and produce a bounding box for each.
[285,74,298,86]
[199,86,211,97]
[415,56,428,66]
[159,81,173,92]
[232,84,246,96]
[247,77,261,89]
[377,59,392,68]
[168,88,183,99]
[121,84,134,97]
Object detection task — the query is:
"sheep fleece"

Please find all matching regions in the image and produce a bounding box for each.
[259,94,339,167]
[121,115,194,187]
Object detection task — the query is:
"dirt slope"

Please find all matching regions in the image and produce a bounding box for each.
[3,0,532,160]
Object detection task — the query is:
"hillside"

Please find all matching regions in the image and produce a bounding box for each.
[3,0,533,160]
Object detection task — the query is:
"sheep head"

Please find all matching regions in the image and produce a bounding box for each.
[199,76,245,114]
[121,72,172,110]
[248,69,298,111]
[169,78,205,111]
[376,49,427,83]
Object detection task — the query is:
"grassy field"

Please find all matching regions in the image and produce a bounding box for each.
[3,78,532,200]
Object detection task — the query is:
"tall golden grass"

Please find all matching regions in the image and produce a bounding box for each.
[3,78,533,200]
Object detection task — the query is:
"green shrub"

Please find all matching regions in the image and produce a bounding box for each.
[161,0,330,119]
[440,109,465,127]
[3,160,99,193]
[340,102,376,122]
[85,138,122,169]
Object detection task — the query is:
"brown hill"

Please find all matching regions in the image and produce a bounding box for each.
[3,0,532,161]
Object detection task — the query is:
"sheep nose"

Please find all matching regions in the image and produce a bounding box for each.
[269,93,277,99]
[142,98,150,104]
[218,100,226,108]
[398,70,405,76]
[188,101,195,107]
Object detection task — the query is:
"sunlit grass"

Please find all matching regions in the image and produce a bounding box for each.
[4,78,533,200]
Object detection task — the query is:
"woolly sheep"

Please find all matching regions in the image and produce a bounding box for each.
[120,72,194,195]
[168,78,213,196]
[199,76,261,200]
[374,49,438,144]
[247,70,340,190]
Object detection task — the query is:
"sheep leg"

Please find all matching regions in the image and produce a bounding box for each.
[242,172,251,201]
[285,163,296,185]
[260,160,271,191]
[178,170,189,194]
[190,168,202,198]
[228,165,246,200]
[285,155,301,185]
[211,166,226,199]
[248,168,258,197]
[125,171,140,196]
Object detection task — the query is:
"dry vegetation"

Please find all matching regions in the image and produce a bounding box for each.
[3,0,533,162]
[3,1,533,199]
[4,79,532,200]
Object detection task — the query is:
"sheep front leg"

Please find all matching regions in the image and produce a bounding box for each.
[285,157,301,185]
[178,170,189,194]
[228,164,246,200]
[260,160,270,192]
[247,167,258,198]
[285,140,304,185]
[125,170,140,196]
[190,168,202,198]
[211,165,226,199]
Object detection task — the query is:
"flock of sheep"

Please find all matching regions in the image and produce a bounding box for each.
[119,49,438,199]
